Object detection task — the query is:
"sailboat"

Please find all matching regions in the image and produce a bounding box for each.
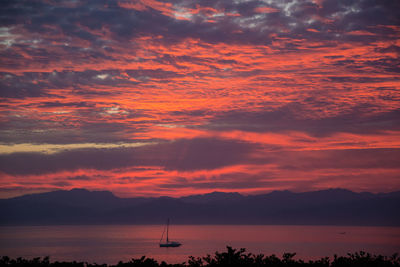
[159,218,181,247]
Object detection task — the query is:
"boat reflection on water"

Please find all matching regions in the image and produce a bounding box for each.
[159,218,182,247]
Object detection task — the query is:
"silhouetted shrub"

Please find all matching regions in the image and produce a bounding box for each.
[1,248,399,267]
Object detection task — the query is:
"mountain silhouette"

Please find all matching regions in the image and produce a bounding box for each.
[1,188,399,225]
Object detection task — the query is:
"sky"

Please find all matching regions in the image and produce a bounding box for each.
[0,0,400,198]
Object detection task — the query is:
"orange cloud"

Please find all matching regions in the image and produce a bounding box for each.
[254,6,279,13]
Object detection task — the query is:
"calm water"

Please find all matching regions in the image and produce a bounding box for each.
[1,225,399,264]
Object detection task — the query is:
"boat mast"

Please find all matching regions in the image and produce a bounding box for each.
[166,218,169,243]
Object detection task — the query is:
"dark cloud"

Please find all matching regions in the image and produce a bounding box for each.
[326,76,398,83]
[38,101,95,108]
[270,148,400,171]
[1,0,398,101]
[1,0,398,51]
[0,72,50,98]
[170,109,212,117]
[154,147,400,191]
[204,104,400,136]
[125,69,183,80]
[332,57,400,74]
[0,117,145,144]
[1,136,399,184]
[0,70,143,98]
[0,138,257,175]
[160,138,258,171]
[375,45,400,55]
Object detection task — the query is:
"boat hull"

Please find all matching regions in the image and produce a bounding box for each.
[160,242,181,247]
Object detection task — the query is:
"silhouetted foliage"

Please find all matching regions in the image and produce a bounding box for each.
[2,247,400,267]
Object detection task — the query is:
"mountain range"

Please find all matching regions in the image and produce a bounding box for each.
[1,188,399,226]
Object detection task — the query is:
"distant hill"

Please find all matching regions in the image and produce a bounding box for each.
[1,188,399,226]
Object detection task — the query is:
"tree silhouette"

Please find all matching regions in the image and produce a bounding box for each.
[1,248,399,267]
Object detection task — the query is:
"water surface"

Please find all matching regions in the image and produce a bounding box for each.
[1,225,399,264]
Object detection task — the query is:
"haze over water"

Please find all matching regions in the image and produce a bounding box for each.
[1,225,399,264]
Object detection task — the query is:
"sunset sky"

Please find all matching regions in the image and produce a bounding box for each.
[0,0,399,198]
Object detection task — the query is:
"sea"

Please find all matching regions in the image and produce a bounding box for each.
[1,225,399,264]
